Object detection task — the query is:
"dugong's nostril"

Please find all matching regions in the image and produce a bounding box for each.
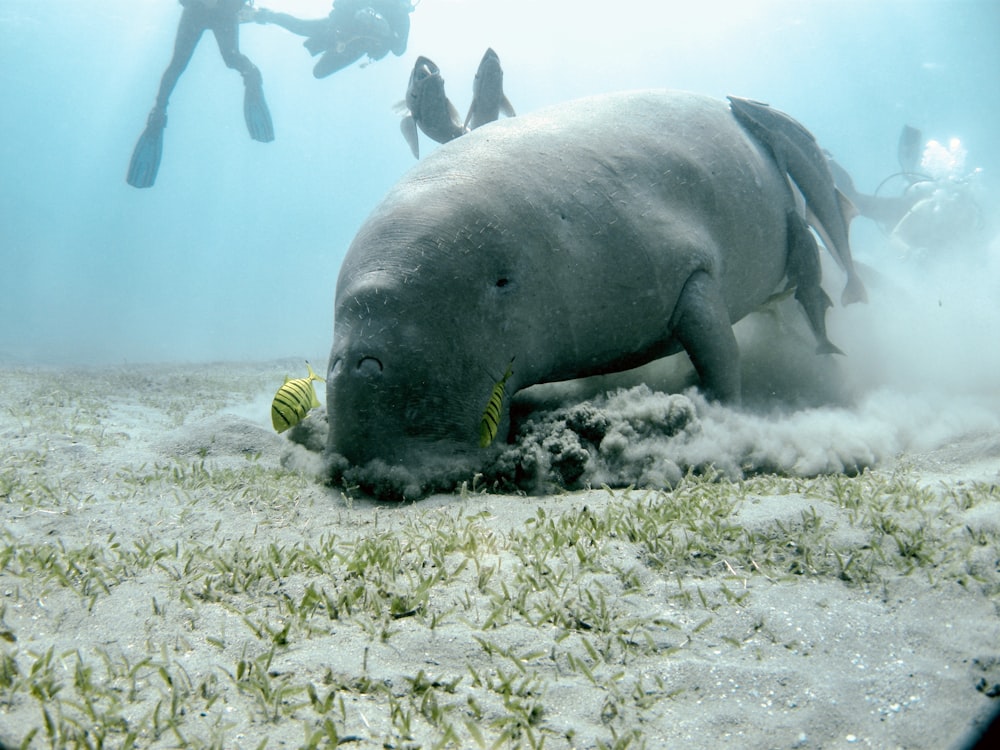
[357,356,383,376]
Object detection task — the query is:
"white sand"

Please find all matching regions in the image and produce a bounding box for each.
[1,360,998,749]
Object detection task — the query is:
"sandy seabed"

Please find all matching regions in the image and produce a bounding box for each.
[1,359,999,749]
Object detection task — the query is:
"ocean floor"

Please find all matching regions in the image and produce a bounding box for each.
[1,360,999,749]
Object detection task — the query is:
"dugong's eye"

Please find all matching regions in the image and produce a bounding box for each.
[491,273,516,296]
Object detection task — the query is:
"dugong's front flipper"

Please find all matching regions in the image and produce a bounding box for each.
[670,271,742,403]
[785,211,845,356]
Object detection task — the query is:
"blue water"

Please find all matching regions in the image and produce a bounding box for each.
[1,0,997,364]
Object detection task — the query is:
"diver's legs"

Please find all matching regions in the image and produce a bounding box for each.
[212,20,274,141]
[312,46,365,78]
[127,7,202,188]
[154,8,204,112]
[212,15,256,77]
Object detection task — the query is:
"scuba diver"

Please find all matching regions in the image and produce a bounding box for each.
[251,0,414,79]
[126,0,274,189]
[828,126,988,259]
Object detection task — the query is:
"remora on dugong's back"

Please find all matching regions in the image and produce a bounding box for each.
[727,96,867,305]
[327,90,846,496]
[399,55,466,158]
[465,47,516,130]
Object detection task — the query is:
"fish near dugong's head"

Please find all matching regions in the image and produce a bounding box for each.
[326,178,539,498]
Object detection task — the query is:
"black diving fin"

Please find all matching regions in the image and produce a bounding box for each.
[126,109,167,189]
[243,69,274,143]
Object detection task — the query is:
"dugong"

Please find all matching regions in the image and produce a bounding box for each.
[327,90,846,496]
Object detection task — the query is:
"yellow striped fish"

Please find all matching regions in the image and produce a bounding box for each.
[271,362,325,433]
[479,358,515,448]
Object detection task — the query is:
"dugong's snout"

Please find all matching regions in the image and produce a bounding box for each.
[356,356,383,375]
[326,340,489,475]
[325,346,391,465]
[329,353,384,379]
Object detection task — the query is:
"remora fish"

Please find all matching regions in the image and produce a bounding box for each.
[399,56,466,158]
[464,48,516,130]
[271,362,325,433]
[479,358,515,448]
[727,96,867,305]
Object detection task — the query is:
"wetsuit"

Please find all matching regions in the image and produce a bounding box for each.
[260,0,412,78]
[154,0,260,112]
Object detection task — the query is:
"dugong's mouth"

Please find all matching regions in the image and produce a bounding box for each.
[325,348,495,500]
[327,444,485,501]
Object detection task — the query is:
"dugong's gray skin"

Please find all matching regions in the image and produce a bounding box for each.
[327,90,840,492]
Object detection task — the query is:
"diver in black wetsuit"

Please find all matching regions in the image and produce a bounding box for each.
[252,0,413,78]
[126,0,274,189]
[828,128,989,260]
